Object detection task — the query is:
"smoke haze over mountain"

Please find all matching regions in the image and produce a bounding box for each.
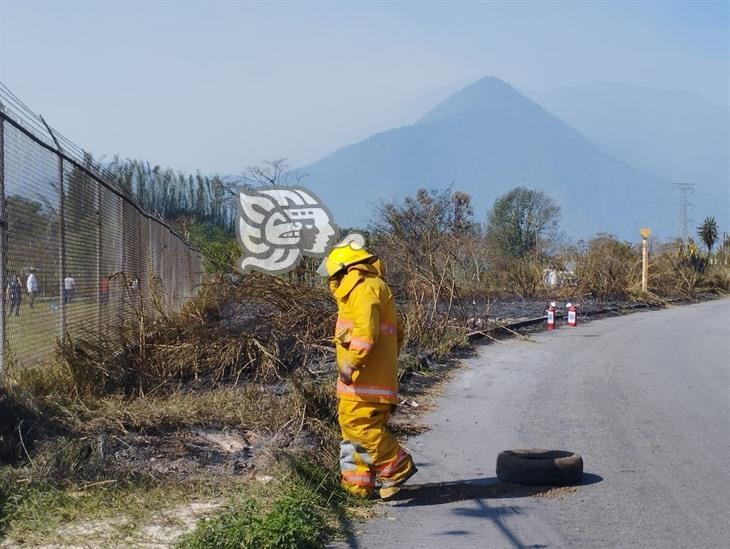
[304,77,728,240]
[532,84,729,198]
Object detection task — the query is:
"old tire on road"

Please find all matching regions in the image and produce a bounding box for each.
[496,449,583,486]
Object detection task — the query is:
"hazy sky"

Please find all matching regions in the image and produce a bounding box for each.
[1,1,728,174]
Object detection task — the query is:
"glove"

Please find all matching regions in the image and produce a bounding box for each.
[339,363,356,385]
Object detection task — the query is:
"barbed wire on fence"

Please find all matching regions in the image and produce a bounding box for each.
[0,81,204,370]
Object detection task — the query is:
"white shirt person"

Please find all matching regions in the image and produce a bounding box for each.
[26,270,38,308]
[63,274,75,304]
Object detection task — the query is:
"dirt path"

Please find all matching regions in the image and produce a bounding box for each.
[0,501,223,549]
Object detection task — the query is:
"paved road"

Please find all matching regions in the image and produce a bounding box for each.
[336,299,730,548]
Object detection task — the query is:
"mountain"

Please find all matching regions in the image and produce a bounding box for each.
[302,77,728,240]
[385,81,467,127]
[530,83,730,201]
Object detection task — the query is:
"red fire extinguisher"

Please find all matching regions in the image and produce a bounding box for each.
[546,301,557,330]
[566,302,577,327]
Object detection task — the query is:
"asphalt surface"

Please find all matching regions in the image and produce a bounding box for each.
[334,298,730,548]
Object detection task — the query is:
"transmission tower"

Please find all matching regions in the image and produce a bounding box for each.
[672,183,695,241]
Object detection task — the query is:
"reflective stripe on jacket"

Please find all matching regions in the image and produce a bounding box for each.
[332,262,402,404]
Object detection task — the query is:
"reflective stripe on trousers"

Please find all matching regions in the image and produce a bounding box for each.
[340,440,373,470]
[336,379,397,402]
[338,399,414,495]
[341,470,375,488]
[377,447,409,477]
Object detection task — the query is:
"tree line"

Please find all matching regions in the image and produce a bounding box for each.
[105,158,236,234]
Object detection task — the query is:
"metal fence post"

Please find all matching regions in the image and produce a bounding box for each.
[95,178,102,341]
[118,194,125,325]
[0,115,6,374]
[162,228,168,313]
[147,217,154,309]
[146,216,155,307]
[171,236,177,309]
[58,157,66,339]
[40,116,67,340]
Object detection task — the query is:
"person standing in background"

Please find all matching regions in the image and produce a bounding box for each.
[99,275,110,304]
[8,275,22,317]
[26,268,38,309]
[63,273,75,304]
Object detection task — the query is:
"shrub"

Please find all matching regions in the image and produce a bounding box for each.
[575,235,639,302]
[651,239,714,298]
[501,257,543,298]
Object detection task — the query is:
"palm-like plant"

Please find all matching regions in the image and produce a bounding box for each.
[698,216,718,254]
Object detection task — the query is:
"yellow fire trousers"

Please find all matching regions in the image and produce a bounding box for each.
[338,398,415,497]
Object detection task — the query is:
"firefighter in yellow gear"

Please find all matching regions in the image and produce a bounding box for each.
[318,238,417,499]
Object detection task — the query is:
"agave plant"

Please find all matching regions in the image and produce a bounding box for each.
[698,216,719,254]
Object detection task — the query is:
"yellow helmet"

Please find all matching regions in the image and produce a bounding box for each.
[317,233,375,277]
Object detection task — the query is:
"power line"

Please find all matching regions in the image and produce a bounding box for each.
[672,182,695,241]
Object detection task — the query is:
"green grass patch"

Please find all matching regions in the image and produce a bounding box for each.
[179,459,367,549]
[5,299,102,367]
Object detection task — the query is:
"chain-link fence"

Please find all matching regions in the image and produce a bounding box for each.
[0,83,203,369]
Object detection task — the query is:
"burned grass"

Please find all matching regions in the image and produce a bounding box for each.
[0,377,343,545]
[0,271,348,546]
[46,272,337,397]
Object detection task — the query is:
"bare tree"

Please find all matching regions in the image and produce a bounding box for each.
[238,159,306,188]
[371,188,489,345]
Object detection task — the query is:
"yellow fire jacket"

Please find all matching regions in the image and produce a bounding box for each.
[332,262,403,404]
